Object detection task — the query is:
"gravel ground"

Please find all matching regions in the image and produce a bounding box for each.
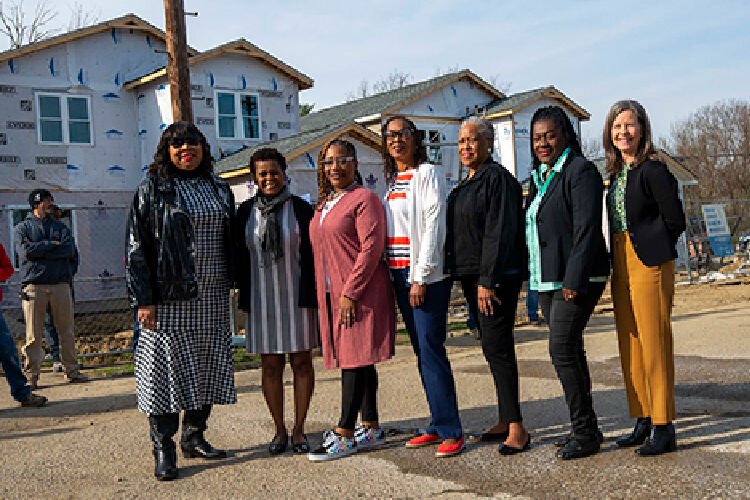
[2,283,749,499]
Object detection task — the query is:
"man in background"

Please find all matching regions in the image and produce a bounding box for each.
[14,189,87,388]
[43,204,79,374]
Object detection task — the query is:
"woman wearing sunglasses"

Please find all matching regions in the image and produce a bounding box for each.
[307,139,395,462]
[126,122,237,480]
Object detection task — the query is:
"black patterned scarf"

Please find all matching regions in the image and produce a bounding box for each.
[256,187,292,266]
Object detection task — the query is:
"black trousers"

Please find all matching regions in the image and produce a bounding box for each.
[338,365,378,430]
[539,282,605,441]
[460,275,523,424]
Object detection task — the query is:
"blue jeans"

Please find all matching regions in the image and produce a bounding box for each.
[526,286,539,321]
[0,310,31,402]
[391,268,462,439]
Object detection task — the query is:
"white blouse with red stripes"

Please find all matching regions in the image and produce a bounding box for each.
[384,169,414,269]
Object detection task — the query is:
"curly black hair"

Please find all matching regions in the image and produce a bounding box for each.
[529,106,582,170]
[148,121,213,178]
[249,147,288,177]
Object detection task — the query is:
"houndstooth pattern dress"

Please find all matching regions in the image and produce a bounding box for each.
[135,176,237,415]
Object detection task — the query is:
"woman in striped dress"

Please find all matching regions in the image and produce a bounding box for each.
[234,148,318,455]
[126,122,236,481]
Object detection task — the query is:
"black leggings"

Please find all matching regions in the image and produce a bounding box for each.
[338,365,378,430]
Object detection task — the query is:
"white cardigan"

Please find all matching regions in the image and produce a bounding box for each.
[387,162,448,285]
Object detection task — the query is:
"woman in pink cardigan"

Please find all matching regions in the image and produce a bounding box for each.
[307,138,396,462]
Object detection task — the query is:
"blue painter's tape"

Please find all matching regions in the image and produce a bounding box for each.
[49,58,55,76]
[108,165,126,171]
[137,93,145,100]
[138,129,147,136]
[157,84,166,91]
[111,28,118,44]
[272,77,278,91]
[7,59,13,73]
[209,73,215,87]
[102,92,120,99]
[159,123,167,130]
[305,152,315,169]
[146,35,152,47]
[114,72,120,87]
[106,129,124,138]
[241,75,247,89]
[451,85,457,96]
[77,68,84,85]
[142,165,149,172]
[427,105,434,112]
[66,164,80,171]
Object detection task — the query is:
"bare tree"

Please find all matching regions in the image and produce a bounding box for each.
[0,0,58,48]
[346,70,413,101]
[485,73,511,94]
[668,99,750,234]
[669,99,750,199]
[371,70,412,94]
[67,1,98,31]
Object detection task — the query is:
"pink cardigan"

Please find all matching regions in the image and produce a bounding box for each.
[310,186,396,370]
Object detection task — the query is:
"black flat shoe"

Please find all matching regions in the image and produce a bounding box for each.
[292,434,310,454]
[555,429,604,447]
[616,417,651,447]
[636,424,676,456]
[556,437,600,460]
[269,434,289,455]
[468,430,509,443]
[498,434,531,456]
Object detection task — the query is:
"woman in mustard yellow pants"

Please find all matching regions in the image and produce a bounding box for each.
[603,100,686,456]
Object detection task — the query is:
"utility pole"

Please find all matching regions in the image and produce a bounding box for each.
[164,0,193,123]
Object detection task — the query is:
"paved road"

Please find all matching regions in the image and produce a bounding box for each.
[2,304,749,499]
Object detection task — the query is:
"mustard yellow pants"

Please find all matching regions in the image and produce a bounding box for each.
[611,232,676,425]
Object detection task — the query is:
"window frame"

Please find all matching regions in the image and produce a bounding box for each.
[422,128,443,164]
[6,205,78,271]
[214,90,262,141]
[35,92,93,146]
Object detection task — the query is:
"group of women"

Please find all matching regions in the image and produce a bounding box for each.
[125,98,685,480]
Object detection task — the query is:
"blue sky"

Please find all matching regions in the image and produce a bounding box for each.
[10,0,750,142]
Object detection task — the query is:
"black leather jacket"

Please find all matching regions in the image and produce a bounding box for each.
[125,172,236,307]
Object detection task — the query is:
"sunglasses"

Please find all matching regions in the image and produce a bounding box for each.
[169,137,200,148]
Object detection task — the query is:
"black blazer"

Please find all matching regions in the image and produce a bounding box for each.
[445,159,528,288]
[527,152,610,293]
[613,159,686,266]
[233,194,317,312]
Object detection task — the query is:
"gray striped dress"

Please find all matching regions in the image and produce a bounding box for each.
[244,200,319,354]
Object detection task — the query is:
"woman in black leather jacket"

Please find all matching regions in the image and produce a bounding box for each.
[126,122,236,481]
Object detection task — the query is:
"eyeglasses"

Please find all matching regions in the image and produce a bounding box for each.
[320,157,355,167]
[170,137,200,148]
[384,129,413,141]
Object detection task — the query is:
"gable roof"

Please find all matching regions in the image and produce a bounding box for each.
[484,86,590,120]
[592,149,698,184]
[124,38,313,90]
[301,70,504,132]
[0,13,197,63]
[216,122,382,178]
